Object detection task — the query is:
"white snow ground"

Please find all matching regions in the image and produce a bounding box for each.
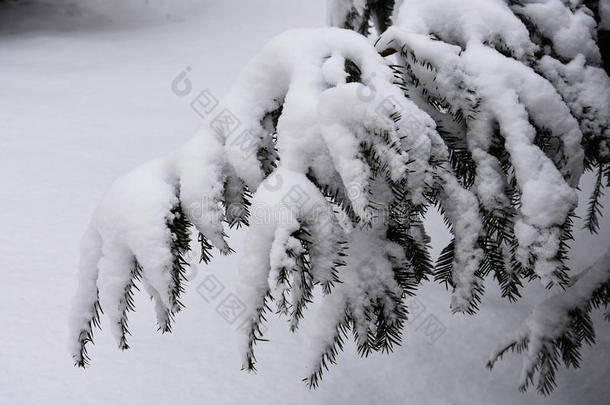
[0,1,609,404]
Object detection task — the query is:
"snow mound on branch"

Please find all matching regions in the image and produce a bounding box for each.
[377,0,593,285]
[70,129,236,364]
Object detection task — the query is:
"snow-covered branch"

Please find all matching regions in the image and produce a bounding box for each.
[70,0,610,393]
[488,248,610,395]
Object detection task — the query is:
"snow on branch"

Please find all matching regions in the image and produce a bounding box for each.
[71,0,610,391]
[70,130,242,365]
[375,0,609,292]
[488,248,610,395]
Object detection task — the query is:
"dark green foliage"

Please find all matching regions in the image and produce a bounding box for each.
[487,302,604,395]
[305,287,408,387]
[118,261,143,350]
[340,0,396,36]
[446,145,477,189]
[432,234,485,315]
[258,103,282,177]
[480,210,523,302]
[246,222,345,372]
[242,290,273,372]
[434,239,455,290]
[224,184,252,230]
[160,202,192,333]
[75,202,195,365]
[354,290,407,357]
[585,164,606,233]
[75,3,610,395]
[267,1,610,392]
[74,290,102,368]
[399,55,575,304]
[387,186,434,284]
[368,0,394,34]
[285,227,315,330]
[307,171,360,224]
[551,211,575,289]
[304,312,351,389]
[344,58,362,83]
[197,232,214,264]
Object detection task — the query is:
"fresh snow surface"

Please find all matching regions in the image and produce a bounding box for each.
[1,1,609,404]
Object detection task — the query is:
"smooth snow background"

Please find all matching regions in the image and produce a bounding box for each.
[0,1,609,403]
